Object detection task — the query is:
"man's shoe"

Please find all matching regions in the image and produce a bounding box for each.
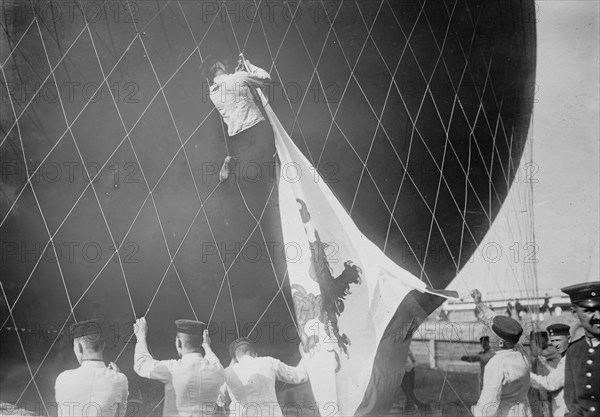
[219,156,238,182]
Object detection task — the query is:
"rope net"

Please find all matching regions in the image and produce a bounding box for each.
[0,0,535,414]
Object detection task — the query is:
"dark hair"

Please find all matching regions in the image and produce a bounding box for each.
[234,343,255,360]
[77,334,105,352]
[177,332,203,350]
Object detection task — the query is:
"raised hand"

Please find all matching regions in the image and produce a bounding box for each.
[135,317,148,339]
[236,53,246,72]
[471,289,482,303]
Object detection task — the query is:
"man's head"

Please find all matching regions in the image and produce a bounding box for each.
[547,323,570,354]
[70,319,105,364]
[229,337,256,362]
[174,319,205,357]
[562,282,600,338]
[200,55,228,83]
[490,315,523,350]
[479,336,490,350]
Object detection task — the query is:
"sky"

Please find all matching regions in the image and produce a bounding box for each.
[448,1,599,300]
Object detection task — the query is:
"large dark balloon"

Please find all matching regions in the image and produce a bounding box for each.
[0,0,535,411]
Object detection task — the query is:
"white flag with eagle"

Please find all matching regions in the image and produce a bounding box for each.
[257,89,451,415]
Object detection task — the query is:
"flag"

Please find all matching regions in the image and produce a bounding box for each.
[258,90,451,416]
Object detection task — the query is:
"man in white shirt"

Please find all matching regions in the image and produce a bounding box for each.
[134,318,225,417]
[530,323,570,417]
[200,54,275,189]
[55,319,128,417]
[471,315,532,417]
[221,337,308,417]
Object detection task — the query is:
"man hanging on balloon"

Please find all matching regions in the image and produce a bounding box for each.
[200,54,275,177]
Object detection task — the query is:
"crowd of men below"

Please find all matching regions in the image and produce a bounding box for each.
[455,282,599,417]
[51,282,599,417]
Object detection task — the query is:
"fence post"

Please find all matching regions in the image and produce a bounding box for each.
[428,337,436,368]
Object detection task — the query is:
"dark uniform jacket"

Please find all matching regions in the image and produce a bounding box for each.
[564,336,599,417]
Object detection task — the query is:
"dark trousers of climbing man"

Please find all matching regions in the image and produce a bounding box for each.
[227,119,277,218]
[222,118,283,276]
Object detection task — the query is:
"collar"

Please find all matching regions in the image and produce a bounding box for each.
[586,337,600,348]
[81,360,106,368]
[181,352,203,360]
[496,345,524,355]
[212,74,229,83]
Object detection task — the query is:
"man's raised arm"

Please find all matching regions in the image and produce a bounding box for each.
[237,56,270,87]
[133,317,174,383]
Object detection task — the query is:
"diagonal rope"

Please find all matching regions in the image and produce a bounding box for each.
[12,177,222,402]
[451,0,535,264]
[0,3,230,326]
[2,1,537,409]
[10,107,223,409]
[122,1,231,320]
[307,0,476,283]
[0,44,76,322]
[0,281,53,416]
[76,0,199,322]
[0,0,175,149]
[2,2,230,325]
[32,11,137,317]
[234,180,300,334]
[0,17,36,68]
[239,0,336,330]
[207,0,319,335]
[439,0,536,299]
[275,0,441,284]
[346,0,479,273]
[0,104,218,331]
[243,0,317,166]
[344,1,444,269]
[384,0,503,219]
[6,3,232,394]
[395,0,461,276]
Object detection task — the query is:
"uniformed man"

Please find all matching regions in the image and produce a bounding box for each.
[530,324,570,417]
[133,317,225,417]
[461,336,496,390]
[561,282,600,417]
[220,337,308,417]
[55,319,129,417]
[471,316,532,417]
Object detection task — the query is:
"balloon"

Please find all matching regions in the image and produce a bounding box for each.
[0,0,535,408]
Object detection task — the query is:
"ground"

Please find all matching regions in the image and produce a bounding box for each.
[1,366,479,417]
